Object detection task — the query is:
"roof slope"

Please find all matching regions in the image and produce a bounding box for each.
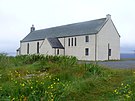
[21,18,107,42]
[47,38,64,49]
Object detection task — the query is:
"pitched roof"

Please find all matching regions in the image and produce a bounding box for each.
[21,18,107,42]
[47,38,64,49]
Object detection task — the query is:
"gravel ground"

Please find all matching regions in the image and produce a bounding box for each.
[98,60,135,68]
[79,60,135,69]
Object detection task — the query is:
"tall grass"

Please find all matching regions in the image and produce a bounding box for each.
[0,53,135,100]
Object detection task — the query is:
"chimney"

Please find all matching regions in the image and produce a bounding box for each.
[30,24,35,32]
[106,14,111,19]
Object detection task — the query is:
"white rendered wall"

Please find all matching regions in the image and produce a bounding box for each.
[97,18,120,60]
[20,39,54,55]
[59,35,96,61]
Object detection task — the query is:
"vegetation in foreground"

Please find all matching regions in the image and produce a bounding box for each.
[0,53,135,101]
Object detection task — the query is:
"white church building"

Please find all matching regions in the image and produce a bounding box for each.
[17,14,120,61]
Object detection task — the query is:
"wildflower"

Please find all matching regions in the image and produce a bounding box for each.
[0,87,2,90]
[41,82,44,85]
[15,81,18,84]
[12,98,15,100]
[121,83,123,86]
[125,94,130,98]
[57,78,59,81]
[21,83,25,87]
[0,74,2,79]
[31,86,33,89]
[114,89,118,94]
[18,74,20,77]
[51,86,53,89]
[49,75,52,79]
[128,91,132,94]
[36,80,38,83]
[27,70,30,74]
[50,84,53,88]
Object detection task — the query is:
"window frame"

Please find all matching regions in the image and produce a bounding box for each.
[71,38,73,46]
[68,38,70,46]
[85,36,89,42]
[75,37,77,46]
[57,49,59,55]
[37,42,39,54]
[85,48,89,56]
[27,43,29,54]
[108,49,111,56]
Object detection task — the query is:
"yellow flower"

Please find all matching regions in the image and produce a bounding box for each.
[126,94,130,98]
[128,91,132,94]
[18,74,20,77]
[0,87,2,90]
[15,81,18,84]
[51,86,53,89]
[57,78,59,81]
[121,83,123,86]
[22,83,25,87]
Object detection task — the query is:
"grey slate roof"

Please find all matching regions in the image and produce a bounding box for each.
[21,18,107,42]
[47,38,64,49]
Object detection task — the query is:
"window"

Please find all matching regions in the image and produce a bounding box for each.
[57,49,59,55]
[75,37,77,46]
[68,38,70,46]
[85,48,89,56]
[108,49,111,56]
[37,42,39,54]
[71,38,73,46]
[27,43,29,54]
[85,36,89,42]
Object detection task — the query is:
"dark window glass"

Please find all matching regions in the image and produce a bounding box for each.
[68,38,70,46]
[27,43,29,54]
[57,49,59,55]
[75,37,77,46]
[85,36,89,42]
[108,49,111,56]
[37,42,39,54]
[71,38,73,46]
[85,48,89,56]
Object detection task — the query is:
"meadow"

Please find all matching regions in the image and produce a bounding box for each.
[0,53,135,101]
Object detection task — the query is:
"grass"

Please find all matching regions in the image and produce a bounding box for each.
[0,53,135,101]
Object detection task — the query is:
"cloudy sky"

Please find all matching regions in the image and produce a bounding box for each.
[0,0,135,55]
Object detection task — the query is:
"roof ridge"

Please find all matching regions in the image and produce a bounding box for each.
[35,18,106,31]
[21,17,107,42]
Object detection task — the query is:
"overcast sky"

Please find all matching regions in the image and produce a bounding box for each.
[0,0,135,55]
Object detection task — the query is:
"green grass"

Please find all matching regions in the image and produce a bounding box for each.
[0,53,135,101]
